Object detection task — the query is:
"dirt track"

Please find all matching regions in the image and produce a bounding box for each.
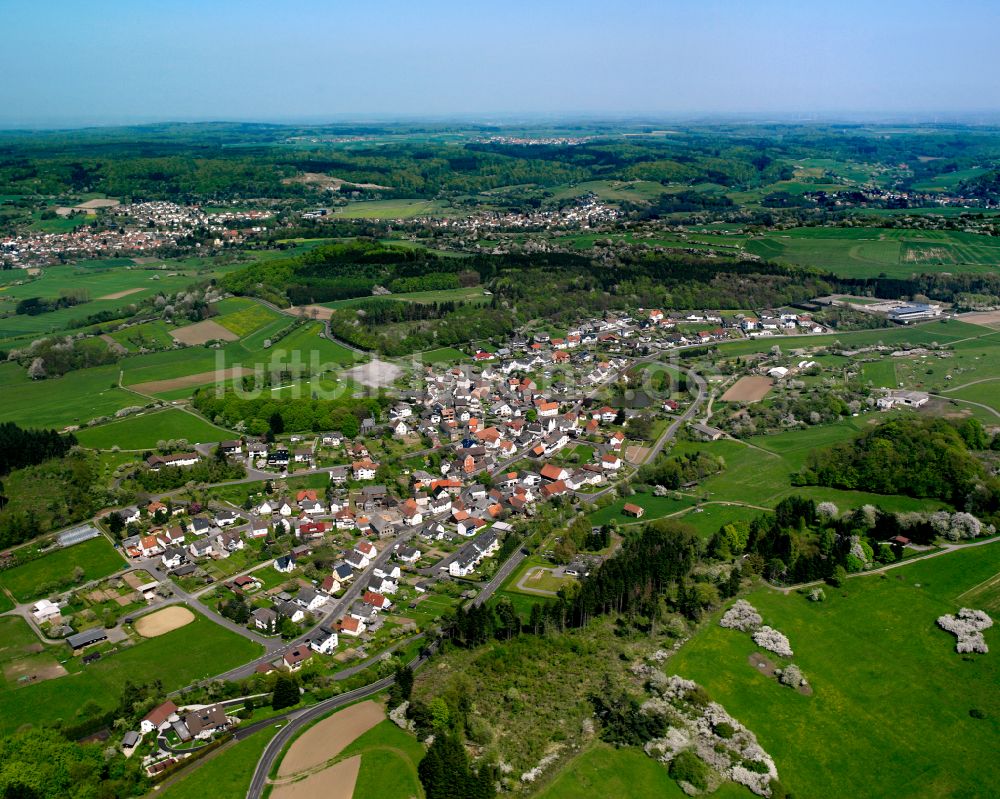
[97,287,145,300]
[135,606,195,637]
[277,700,384,778]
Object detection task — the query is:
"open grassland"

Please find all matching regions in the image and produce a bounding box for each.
[333,199,457,219]
[0,361,136,429]
[0,537,126,602]
[105,319,177,351]
[0,262,240,342]
[322,286,487,309]
[274,321,359,366]
[745,227,1000,278]
[413,346,470,364]
[673,503,769,539]
[671,420,950,514]
[670,545,1000,799]
[714,318,989,358]
[0,611,262,735]
[213,297,284,337]
[342,720,425,799]
[75,407,235,449]
[587,492,698,528]
[535,744,750,799]
[158,725,281,799]
[861,357,898,387]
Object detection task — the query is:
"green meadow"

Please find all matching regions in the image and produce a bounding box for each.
[158,726,281,799]
[0,361,136,429]
[536,744,750,799]
[671,420,949,514]
[0,611,263,735]
[670,545,1000,799]
[745,227,1000,278]
[0,537,126,602]
[75,407,236,450]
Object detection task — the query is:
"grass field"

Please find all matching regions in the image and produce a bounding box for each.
[413,346,470,365]
[535,744,750,799]
[273,321,359,366]
[213,297,284,337]
[744,227,1000,278]
[0,610,262,735]
[0,262,240,342]
[587,492,698,527]
[670,544,1000,799]
[105,319,178,352]
[75,408,236,450]
[673,503,768,539]
[0,537,126,602]
[333,199,456,219]
[671,420,950,514]
[0,361,137,429]
[341,720,425,799]
[158,725,281,799]
[861,357,898,387]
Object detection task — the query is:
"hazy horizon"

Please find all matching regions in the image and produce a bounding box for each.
[3,0,1000,128]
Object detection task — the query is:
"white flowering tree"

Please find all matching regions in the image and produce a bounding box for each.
[719,600,762,632]
[937,608,993,654]
[752,626,793,658]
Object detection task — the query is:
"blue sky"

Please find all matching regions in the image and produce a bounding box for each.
[2,0,999,126]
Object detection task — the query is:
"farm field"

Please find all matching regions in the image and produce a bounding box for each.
[332,198,457,219]
[0,361,136,429]
[720,376,773,403]
[670,544,1000,799]
[0,537,126,602]
[861,357,897,387]
[212,297,284,337]
[944,380,1000,417]
[341,720,425,799]
[158,725,281,799]
[75,407,236,449]
[0,610,262,735]
[0,262,240,342]
[744,227,1000,278]
[273,321,359,366]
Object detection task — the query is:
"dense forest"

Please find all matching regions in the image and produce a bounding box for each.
[794,417,1000,517]
[0,422,77,475]
[3,121,998,203]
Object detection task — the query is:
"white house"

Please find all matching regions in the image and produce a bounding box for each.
[309,626,339,654]
[31,599,61,623]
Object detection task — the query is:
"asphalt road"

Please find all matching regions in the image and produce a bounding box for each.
[243,539,525,798]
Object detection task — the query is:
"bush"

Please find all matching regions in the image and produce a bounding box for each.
[970,708,987,720]
[714,721,736,739]
[669,750,709,791]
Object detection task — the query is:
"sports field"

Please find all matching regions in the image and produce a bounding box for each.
[670,544,1000,799]
[75,408,236,449]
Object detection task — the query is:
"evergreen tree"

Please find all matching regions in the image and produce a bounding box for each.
[271,675,299,710]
